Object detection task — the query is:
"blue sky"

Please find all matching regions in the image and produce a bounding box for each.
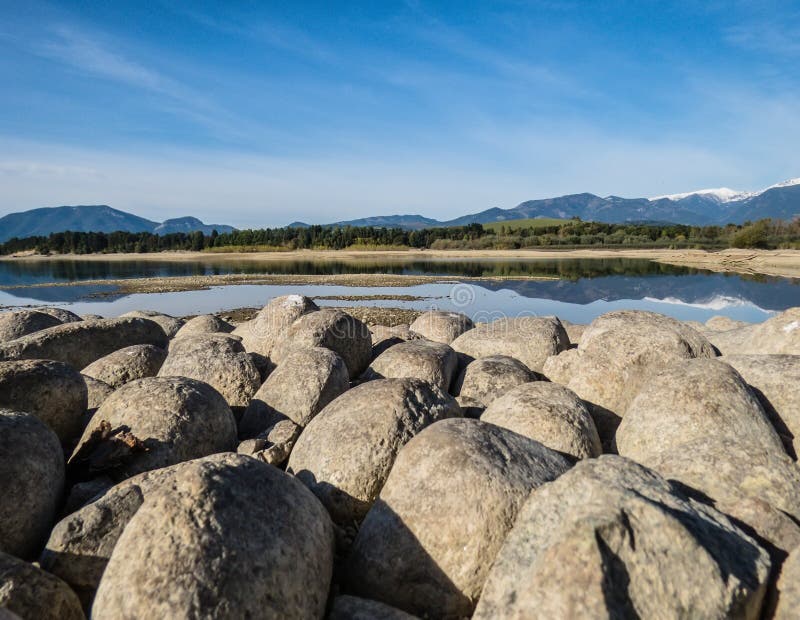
[1,0,799,227]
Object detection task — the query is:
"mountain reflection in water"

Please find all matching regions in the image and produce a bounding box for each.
[1,257,798,324]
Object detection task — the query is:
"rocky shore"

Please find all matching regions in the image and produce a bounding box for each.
[0,297,799,618]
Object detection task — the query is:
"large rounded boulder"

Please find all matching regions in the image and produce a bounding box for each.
[273,308,372,379]
[81,344,166,389]
[172,314,233,340]
[361,339,458,390]
[708,308,800,355]
[0,317,168,369]
[239,346,349,437]
[43,458,215,605]
[0,359,88,443]
[232,294,319,357]
[409,310,474,344]
[644,437,800,565]
[474,455,771,619]
[345,418,572,618]
[615,358,784,463]
[722,354,800,458]
[287,378,460,526]
[90,454,334,619]
[120,310,184,338]
[0,310,62,343]
[0,410,64,559]
[157,334,261,409]
[0,551,84,620]
[453,354,539,406]
[70,377,237,479]
[35,307,82,323]
[45,453,335,618]
[450,316,569,373]
[542,310,716,445]
[481,382,601,459]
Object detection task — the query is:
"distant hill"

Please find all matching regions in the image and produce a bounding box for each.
[153,216,235,236]
[290,177,800,230]
[0,206,235,243]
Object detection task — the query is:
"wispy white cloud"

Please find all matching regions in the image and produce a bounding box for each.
[4,23,261,145]
[38,25,178,94]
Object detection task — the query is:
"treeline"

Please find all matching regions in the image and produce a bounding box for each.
[1,218,798,255]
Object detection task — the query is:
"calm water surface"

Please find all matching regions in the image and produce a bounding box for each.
[1,256,798,324]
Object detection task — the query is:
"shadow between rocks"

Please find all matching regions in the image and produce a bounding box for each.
[341,498,472,618]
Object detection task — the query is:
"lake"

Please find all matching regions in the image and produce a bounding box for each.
[1,256,799,324]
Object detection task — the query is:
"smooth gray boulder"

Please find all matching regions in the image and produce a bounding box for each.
[70,377,237,479]
[43,459,209,605]
[722,354,800,458]
[0,317,168,369]
[345,418,572,618]
[409,310,474,344]
[35,307,82,323]
[287,378,460,526]
[453,354,538,406]
[0,551,84,620]
[158,334,261,409]
[481,382,601,459]
[645,437,800,565]
[0,359,88,443]
[775,545,800,619]
[172,314,233,340]
[239,346,349,437]
[91,454,334,619]
[708,307,800,355]
[120,310,184,338]
[328,595,418,620]
[81,344,166,389]
[0,310,62,343]
[450,316,569,373]
[362,339,458,390]
[474,455,770,620]
[45,454,334,618]
[273,308,372,379]
[616,358,784,463]
[542,310,716,446]
[0,410,64,559]
[232,294,319,357]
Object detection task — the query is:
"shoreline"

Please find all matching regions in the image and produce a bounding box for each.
[0,248,800,277]
[1,250,799,295]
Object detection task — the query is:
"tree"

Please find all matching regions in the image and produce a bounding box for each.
[731,221,770,249]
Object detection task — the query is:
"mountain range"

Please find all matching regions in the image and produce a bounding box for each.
[0,206,235,243]
[290,177,800,229]
[1,177,798,242]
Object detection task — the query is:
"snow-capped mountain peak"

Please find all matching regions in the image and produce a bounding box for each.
[650,187,754,203]
[764,178,800,191]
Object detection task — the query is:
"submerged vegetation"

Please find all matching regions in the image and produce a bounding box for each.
[1,218,798,256]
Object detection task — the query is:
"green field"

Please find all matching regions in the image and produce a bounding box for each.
[483,217,570,231]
